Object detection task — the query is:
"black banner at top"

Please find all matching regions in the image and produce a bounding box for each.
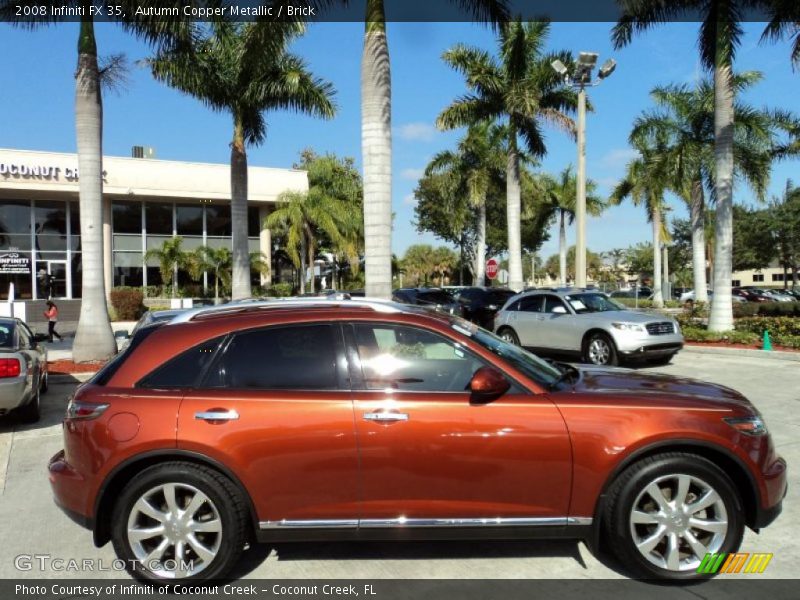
[0,0,782,24]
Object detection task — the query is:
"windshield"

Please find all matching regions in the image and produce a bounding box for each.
[417,291,454,305]
[465,326,561,387]
[487,290,515,304]
[564,293,624,314]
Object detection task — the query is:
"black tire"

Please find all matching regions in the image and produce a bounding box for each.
[497,327,520,346]
[18,386,41,423]
[603,452,745,580]
[584,332,618,366]
[111,461,248,582]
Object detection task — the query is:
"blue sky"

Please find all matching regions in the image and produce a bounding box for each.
[1,20,798,261]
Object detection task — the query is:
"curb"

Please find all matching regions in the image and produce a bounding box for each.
[49,372,96,384]
[683,344,800,362]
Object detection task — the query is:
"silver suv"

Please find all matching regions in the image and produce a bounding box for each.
[494,289,683,366]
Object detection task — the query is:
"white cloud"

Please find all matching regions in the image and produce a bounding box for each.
[400,167,424,181]
[403,193,417,206]
[396,122,438,142]
[599,148,640,169]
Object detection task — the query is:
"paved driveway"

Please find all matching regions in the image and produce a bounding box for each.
[0,351,795,580]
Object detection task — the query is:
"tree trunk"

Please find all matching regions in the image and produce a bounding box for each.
[214,267,219,304]
[559,210,567,287]
[299,234,307,295]
[662,242,669,301]
[72,18,116,363]
[230,117,251,300]
[307,228,316,294]
[652,208,663,308]
[475,200,487,285]
[690,178,708,303]
[708,62,735,332]
[506,129,523,292]
[361,0,393,299]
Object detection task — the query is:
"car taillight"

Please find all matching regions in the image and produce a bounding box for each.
[66,400,110,420]
[0,358,21,378]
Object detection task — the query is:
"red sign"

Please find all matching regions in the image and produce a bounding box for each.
[486,258,499,280]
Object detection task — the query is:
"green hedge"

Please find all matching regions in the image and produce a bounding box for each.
[681,326,760,346]
[614,298,682,309]
[682,317,800,349]
[734,301,800,317]
[734,316,800,337]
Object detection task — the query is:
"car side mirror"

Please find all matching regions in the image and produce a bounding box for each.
[469,366,510,403]
[551,306,567,314]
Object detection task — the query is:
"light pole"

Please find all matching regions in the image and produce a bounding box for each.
[552,53,616,288]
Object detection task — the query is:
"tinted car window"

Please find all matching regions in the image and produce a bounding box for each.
[519,296,543,312]
[353,323,484,392]
[543,296,567,313]
[416,291,454,305]
[0,323,14,348]
[206,325,339,390]
[139,337,223,389]
[487,290,514,305]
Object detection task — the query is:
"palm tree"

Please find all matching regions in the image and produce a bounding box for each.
[0,3,194,361]
[631,72,794,305]
[144,236,191,299]
[539,166,604,286]
[189,246,232,304]
[611,146,671,308]
[266,191,350,295]
[761,0,800,69]
[426,123,506,285]
[147,21,336,301]
[613,1,780,330]
[357,0,509,299]
[437,20,579,292]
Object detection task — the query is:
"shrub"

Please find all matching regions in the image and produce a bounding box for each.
[109,287,145,321]
[681,326,760,346]
[734,316,800,338]
[256,282,293,297]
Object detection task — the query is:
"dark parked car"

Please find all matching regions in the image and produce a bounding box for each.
[392,288,463,316]
[49,298,786,582]
[455,287,516,329]
[733,288,772,303]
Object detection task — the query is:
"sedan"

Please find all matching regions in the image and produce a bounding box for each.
[392,287,463,316]
[455,286,516,329]
[0,317,48,422]
[495,289,683,366]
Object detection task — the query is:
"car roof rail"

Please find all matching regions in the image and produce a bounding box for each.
[168,296,404,324]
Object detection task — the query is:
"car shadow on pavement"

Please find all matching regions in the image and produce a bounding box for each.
[0,379,74,435]
[229,538,606,578]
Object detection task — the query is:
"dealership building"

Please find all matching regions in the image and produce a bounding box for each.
[0,148,308,301]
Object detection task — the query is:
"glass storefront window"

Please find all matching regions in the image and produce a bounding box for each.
[0,249,33,299]
[248,206,260,237]
[35,234,67,252]
[113,234,142,251]
[113,201,141,234]
[206,204,231,236]
[34,201,67,235]
[0,233,31,251]
[0,200,31,234]
[176,204,203,236]
[146,234,173,251]
[113,252,144,288]
[145,202,173,234]
[206,237,231,250]
[70,201,79,236]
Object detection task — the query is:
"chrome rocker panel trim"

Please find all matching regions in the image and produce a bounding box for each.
[260,516,593,529]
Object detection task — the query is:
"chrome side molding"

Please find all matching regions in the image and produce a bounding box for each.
[259,516,593,530]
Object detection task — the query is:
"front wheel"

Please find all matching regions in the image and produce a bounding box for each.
[584,333,618,366]
[18,386,40,423]
[603,453,744,580]
[111,462,248,582]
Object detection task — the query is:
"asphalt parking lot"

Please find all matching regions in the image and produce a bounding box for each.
[0,351,796,581]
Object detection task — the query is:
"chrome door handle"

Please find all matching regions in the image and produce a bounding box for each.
[363,411,409,423]
[195,410,239,421]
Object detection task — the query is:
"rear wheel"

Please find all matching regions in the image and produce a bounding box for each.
[40,369,48,393]
[111,462,248,582]
[584,332,618,366]
[497,327,520,346]
[603,453,744,580]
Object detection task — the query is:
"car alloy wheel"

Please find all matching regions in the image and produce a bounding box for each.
[126,483,223,579]
[629,473,728,573]
[498,329,519,345]
[588,337,612,365]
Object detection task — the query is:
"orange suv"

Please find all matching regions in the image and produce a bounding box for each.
[48,299,786,582]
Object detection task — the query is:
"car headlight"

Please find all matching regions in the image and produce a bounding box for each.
[723,416,768,436]
[611,322,645,332]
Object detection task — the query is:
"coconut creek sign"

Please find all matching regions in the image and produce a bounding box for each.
[0,161,82,181]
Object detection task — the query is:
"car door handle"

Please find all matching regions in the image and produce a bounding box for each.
[195,410,239,421]
[363,411,409,423]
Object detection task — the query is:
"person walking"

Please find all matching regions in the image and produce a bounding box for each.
[44,300,62,342]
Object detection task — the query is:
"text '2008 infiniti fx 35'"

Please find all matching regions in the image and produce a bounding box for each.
[48,299,786,582]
